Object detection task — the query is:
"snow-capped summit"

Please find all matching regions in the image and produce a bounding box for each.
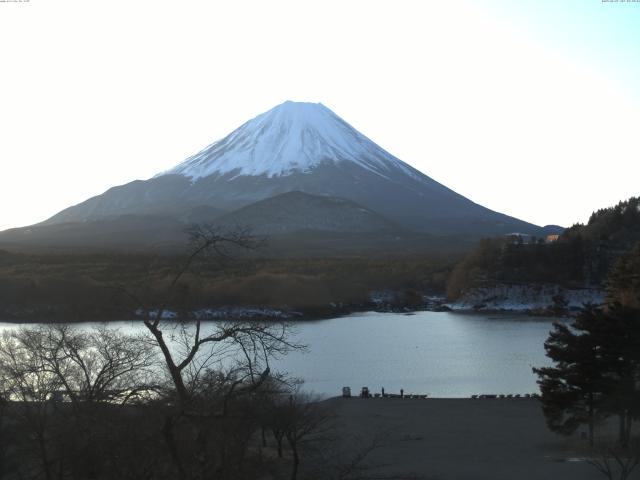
[35,100,550,242]
[159,101,415,181]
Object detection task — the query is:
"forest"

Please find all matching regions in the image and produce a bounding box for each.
[447,197,640,300]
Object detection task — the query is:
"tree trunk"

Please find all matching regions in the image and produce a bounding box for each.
[588,393,595,447]
[618,413,629,448]
[624,411,632,448]
[38,432,53,480]
[290,444,299,480]
[162,414,187,478]
[273,430,284,458]
[145,325,189,405]
[57,455,64,480]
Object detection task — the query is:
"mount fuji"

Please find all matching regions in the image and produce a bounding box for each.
[160,100,421,181]
[0,101,559,252]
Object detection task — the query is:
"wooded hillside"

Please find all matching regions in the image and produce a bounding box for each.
[447,197,640,300]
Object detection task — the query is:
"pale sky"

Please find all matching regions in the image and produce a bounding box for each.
[1,0,639,232]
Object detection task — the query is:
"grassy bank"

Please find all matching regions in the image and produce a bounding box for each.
[0,251,456,321]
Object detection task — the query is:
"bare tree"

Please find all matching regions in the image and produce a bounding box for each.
[0,329,66,480]
[113,225,304,479]
[264,395,423,480]
[0,226,306,480]
[587,440,640,480]
[118,225,297,407]
[0,383,7,479]
[272,391,334,480]
[0,325,160,480]
[13,325,158,406]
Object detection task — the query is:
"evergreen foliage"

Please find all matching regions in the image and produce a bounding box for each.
[534,245,640,447]
[607,243,640,309]
[448,197,640,300]
[534,305,609,445]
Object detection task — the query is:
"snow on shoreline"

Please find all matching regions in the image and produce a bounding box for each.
[135,306,301,321]
[447,284,605,313]
[132,284,605,321]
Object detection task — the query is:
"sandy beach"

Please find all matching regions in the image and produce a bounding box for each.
[326,397,605,480]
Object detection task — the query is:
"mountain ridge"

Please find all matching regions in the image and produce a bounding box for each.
[1,101,560,252]
[214,191,399,235]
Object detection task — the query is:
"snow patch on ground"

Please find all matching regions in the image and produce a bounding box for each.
[447,284,605,312]
[193,306,301,320]
[135,306,300,321]
[369,290,399,305]
[368,290,446,311]
[135,308,179,319]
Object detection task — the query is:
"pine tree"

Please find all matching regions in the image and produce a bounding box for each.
[533,305,609,446]
[594,303,640,447]
[607,243,640,309]
[535,303,640,447]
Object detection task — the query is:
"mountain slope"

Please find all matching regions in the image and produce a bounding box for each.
[42,101,545,237]
[0,215,187,252]
[214,191,398,235]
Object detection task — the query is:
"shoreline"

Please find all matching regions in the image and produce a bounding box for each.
[0,301,567,324]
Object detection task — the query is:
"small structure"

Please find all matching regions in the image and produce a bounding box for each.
[342,386,351,398]
[360,387,370,398]
[505,233,533,245]
[546,234,560,243]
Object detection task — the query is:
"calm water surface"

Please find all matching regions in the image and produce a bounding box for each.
[0,311,560,398]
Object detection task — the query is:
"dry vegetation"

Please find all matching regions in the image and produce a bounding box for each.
[0,251,455,321]
[0,229,424,480]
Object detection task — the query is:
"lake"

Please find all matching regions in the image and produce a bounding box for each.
[0,311,560,398]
